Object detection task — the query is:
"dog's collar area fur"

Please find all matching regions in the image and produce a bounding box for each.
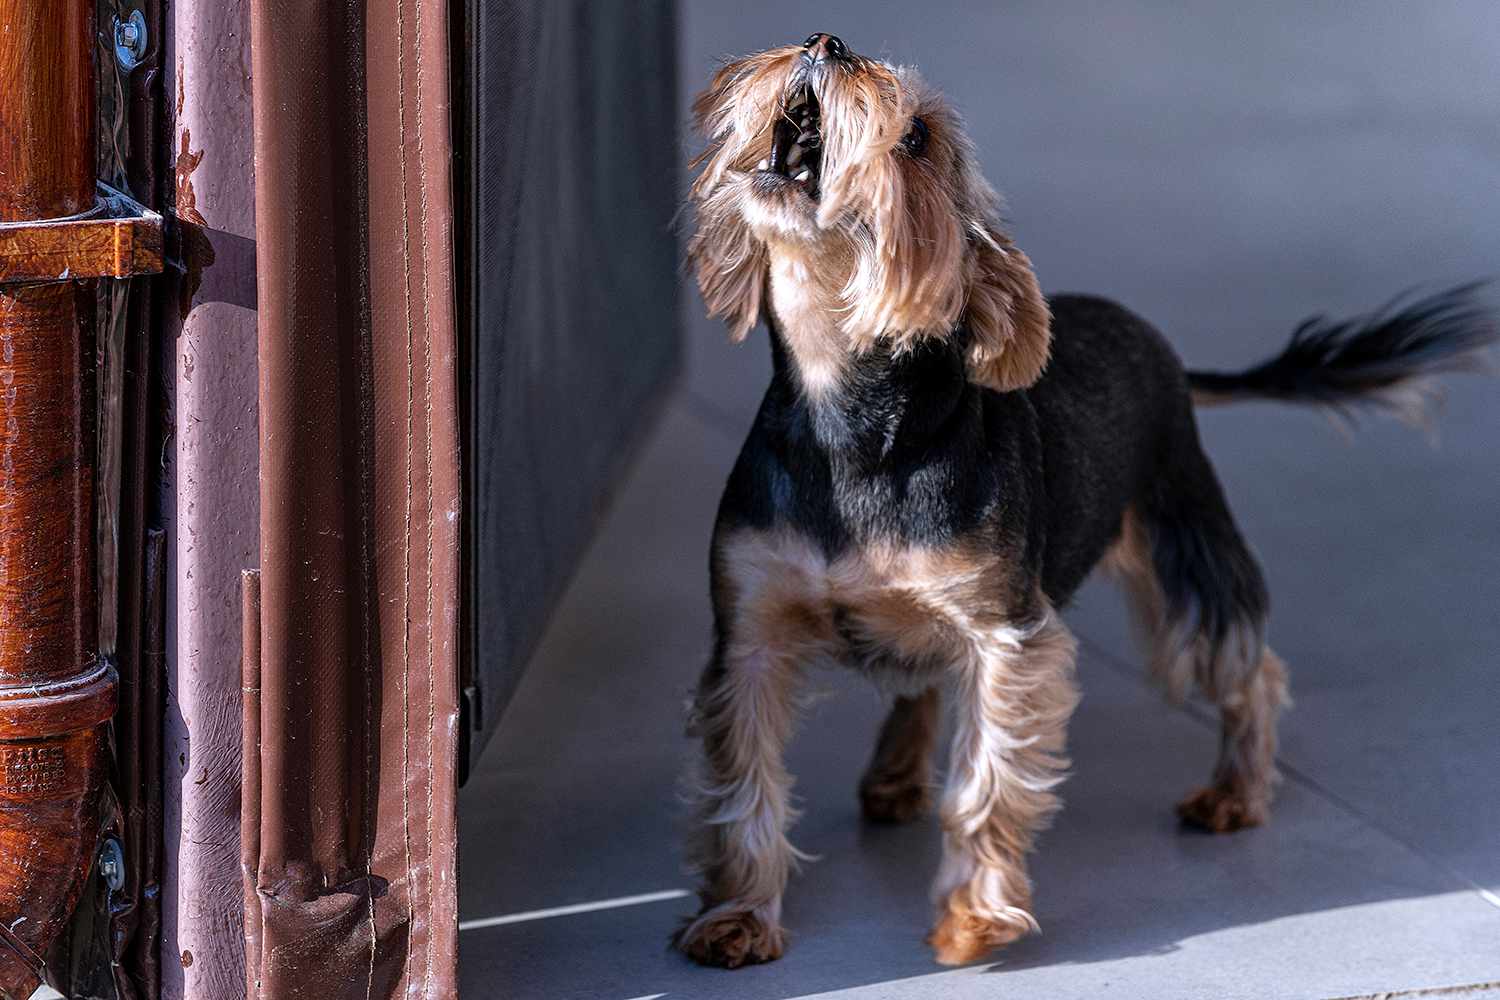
[765,312,973,468]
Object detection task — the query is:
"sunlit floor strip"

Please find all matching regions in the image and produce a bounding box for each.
[458,888,692,932]
[1327,980,1500,1000]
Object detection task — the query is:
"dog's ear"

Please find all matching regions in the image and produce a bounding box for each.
[963,224,1052,391]
[687,195,766,343]
[686,57,778,342]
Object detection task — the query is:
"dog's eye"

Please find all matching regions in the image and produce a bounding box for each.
[900,117,929,157]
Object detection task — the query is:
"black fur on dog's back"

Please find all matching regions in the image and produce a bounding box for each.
[717,287,1491,708]
[1187,283,1497,425]
[1040,283,1495,702]
[1034,296,1270,702]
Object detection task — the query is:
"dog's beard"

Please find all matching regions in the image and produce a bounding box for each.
[736,171,822,243]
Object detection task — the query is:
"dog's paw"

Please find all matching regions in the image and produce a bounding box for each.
[675,906,785,969]
[1177,785,1267,833]
[926,903,1034,966]
[859,775,932,824]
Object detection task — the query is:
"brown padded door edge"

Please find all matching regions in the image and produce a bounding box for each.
[247,1,460,996]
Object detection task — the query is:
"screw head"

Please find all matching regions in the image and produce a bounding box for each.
[112,11,148,73]
[98,838,125,892]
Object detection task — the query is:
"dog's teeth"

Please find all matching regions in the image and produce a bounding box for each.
[757,158,769,171]
[795,168,811,181]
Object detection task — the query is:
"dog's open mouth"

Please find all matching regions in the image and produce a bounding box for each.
[756,84,821,198]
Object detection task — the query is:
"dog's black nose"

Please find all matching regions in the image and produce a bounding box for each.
[802,33,848,65]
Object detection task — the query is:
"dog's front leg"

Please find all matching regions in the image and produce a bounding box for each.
[929,611,1079,965]
[675,633,807,968]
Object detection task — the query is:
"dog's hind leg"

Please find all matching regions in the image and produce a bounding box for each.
[928,609,1079,965]
[1177,646,1288,831]
[1104,445,1291,832]
[859,686,941,823]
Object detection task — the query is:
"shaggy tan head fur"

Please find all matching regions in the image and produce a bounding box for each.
[688,38,1052,392]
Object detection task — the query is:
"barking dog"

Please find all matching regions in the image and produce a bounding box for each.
[676,33,1496,969]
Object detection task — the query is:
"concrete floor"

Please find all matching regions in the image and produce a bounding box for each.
[458,4,1500,997]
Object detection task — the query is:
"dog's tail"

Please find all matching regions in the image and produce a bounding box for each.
[1187,282,1497,426]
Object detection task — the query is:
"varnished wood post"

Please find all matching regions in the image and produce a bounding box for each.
[0,1,94,224]
[0,2,118,996]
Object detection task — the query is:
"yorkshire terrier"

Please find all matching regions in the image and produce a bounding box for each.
[675,33,1496,969]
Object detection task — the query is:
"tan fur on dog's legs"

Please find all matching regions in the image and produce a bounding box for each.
[1103,509,1290,832]
[929,612,1079,966]
[860,686,941,823]
[676,641,806,968]
[1178,648,1290,832]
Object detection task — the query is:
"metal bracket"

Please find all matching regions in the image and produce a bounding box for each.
[112,11,148,74]
[0,182,164,284]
